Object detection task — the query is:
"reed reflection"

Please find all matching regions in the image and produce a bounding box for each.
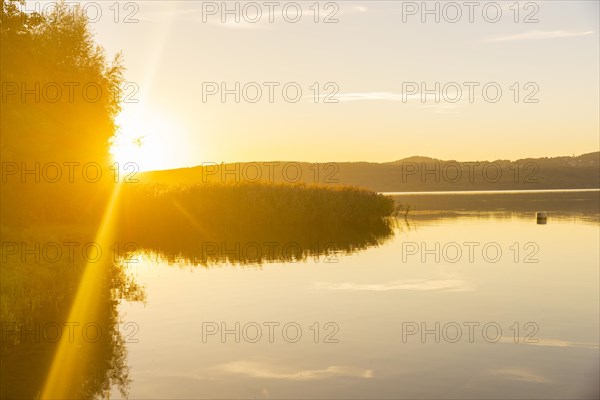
[391,190,600,225]
[114,183,397,266]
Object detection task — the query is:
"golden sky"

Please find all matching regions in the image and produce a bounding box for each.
[36,0,599,171]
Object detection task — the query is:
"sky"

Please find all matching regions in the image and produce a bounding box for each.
[28,1,600,170]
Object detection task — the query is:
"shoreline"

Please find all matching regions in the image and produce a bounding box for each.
[381,188,600,196]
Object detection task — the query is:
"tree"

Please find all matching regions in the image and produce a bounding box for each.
[1,0,125,224]
[1,0,124,163]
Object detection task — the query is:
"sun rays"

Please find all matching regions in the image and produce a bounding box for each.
[41,183,123,399]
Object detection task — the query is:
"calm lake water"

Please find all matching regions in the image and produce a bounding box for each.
[110,191,599,399]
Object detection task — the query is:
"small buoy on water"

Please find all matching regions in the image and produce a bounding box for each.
[536,211,547,224]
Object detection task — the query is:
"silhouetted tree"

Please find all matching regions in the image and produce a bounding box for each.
[1,0,124,162]
[1,0,125,225]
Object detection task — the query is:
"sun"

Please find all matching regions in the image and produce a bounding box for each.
[110,110,184,172]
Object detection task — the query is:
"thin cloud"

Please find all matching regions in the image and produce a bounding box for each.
[334,92,404,102]
[419,104,462,114]
[317,92,465,114]
[485,30,594,42]
[210,361,374,380]
[203,19,270,30]
[327,92,461,103]
[314,279,471,292]
[499,337,599,349]
[339,5,368,14]
[490,368,549,384]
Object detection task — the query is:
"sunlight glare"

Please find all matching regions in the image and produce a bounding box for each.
[110,110,187,172]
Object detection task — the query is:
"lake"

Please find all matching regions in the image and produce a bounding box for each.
[108,190,599,399]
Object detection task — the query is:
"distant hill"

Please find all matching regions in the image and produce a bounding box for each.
[138,152,600,192]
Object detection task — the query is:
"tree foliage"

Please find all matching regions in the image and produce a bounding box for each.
[1,0,124,163]
[1,0,124,224]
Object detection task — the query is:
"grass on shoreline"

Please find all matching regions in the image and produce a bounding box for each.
[2,181,397,339]
[114,182,398,257]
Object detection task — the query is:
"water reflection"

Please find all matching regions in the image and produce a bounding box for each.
[1,257,145,399]
[109,191,598,399]
[117,211,396,267]
[2,191,598,399]
[1,187,394,398]
[391,190,600,225]
[116,224,395,267]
